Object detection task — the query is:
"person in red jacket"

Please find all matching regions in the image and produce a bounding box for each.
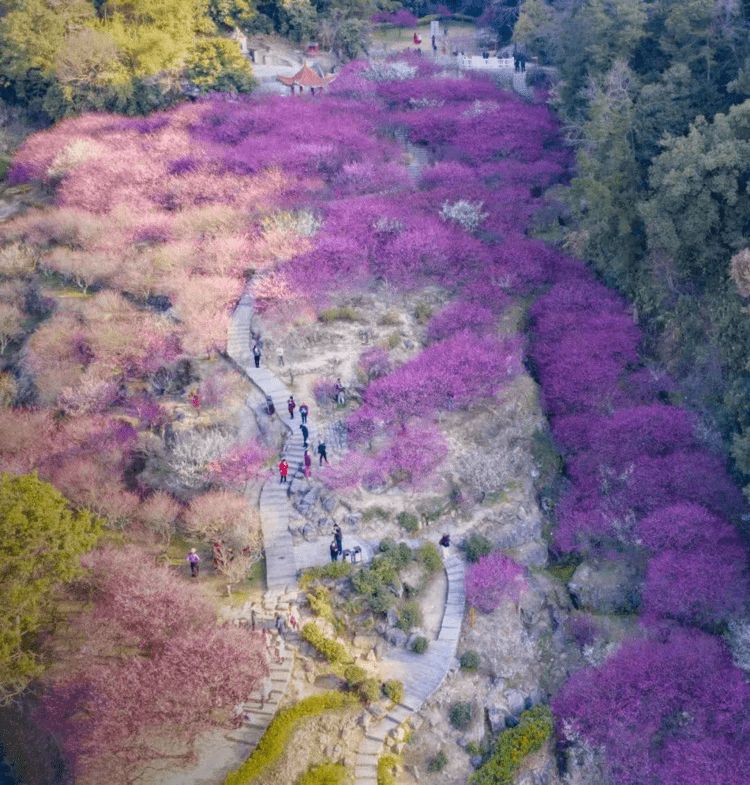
[279,459,289,483]
[288,396,296,419]
[304,449,312,478]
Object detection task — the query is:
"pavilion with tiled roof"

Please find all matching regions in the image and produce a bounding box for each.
[278,63,336,95]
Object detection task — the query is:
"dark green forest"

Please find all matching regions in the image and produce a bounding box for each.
[514,0,750,502]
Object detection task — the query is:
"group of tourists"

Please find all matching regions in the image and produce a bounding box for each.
[277,392,329,484]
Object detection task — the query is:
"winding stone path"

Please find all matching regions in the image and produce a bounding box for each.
[227,292,317,601]
[227,293,466,784]
[354,555,465,784]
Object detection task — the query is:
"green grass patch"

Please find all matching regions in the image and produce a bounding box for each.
[298,761,351,785]
[223,692,357,785]
[362,506,390,522]
[318,305,360,323]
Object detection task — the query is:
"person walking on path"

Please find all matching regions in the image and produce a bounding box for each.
[289,606,299,631]
[317,440,328,466]
[276,634,286,664]
[277,346,284,367]
[299,403,309,424]
[259,676,272,709]
[253,343,261,368]
[275,612,287,638]
[300,423,309,447]
[266,395,275,416]
[187,548,200,577]
[335,378,345,405]
[333,523,343,554]
[288,396,296,419]
[304,449,312,478]
[330,539,340,562]
[439,533,451,560]
[520,53,526,72]
[279,458,289,483]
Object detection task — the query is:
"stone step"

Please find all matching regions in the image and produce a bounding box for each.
[359,737,385,756]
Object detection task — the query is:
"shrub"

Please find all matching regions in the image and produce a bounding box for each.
[352,559,399,614]
[469,705,553,785]
[389,542,413,570]
[298,762,350,785]
[377,754,400,785]
[299,561,355,589]
[383,679,404,705]
[396,600,423,631]
[301,623,353,665]
[417,542,442,574]
[428,749,448,772]
[358,677,382,704]
[378,539,412,569]
[343,664,367,689]
[414,302,433,324]
[318,305,360,323]
[449,702,474,730]
[397,511,419,533]
[362,506,390,522]
[379,537,397,554]
[466,553,526,613]
[460,650,481,672]
[411,636,428,654]
[463,533,492,563]
[223,692,356,785]
[307,585,336,625]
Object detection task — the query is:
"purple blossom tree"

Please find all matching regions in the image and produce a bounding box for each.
[553,627,750,785]
[465,552,526,612]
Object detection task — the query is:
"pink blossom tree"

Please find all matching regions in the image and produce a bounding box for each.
[38,546,267,784]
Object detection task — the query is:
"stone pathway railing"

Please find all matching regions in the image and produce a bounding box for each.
[354,555,465,784]
[227,293,466,784]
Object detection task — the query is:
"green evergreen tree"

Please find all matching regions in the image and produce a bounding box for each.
[0,472,101,702]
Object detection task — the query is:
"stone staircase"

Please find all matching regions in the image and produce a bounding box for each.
[227,292,320,602]
[353,554,466,783]
[226,630,296,744]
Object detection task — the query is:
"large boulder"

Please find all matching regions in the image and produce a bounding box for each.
[568,560,641,615]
